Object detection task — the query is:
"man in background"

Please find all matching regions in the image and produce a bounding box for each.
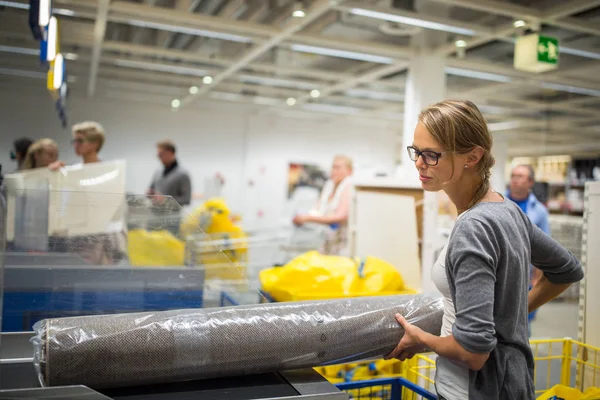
[507,164,550,336]
[12,138,33,172]
[147,140,191,235]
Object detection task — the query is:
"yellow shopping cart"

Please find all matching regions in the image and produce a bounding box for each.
[403,338,600,400]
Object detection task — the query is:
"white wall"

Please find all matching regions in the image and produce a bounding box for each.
[0,88,398,230]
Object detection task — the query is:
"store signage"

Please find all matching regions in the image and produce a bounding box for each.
[514,34,559,73]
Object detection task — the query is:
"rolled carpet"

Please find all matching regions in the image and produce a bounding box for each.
[32,293,443,389]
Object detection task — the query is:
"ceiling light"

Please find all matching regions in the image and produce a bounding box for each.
[455,39,467,48]
[127,19,252,44]
[53,8,76,17]
[0,45,40,56]
[310,89,321,98]
[513,20,526,28]
[287,97,297,106]
[292,3,306,18]
[345,88,404,102]
[239,74,318,90]
[65,53,78,60]
[348,7,476,36]
[189,86,199,94]
[302,103,362,115]
[290,44,394,64]
[445,67,513,83]
[540,82,600,98]
[114,59,209,76]
[203,76,213,84]
[210,92,242,101]
[560,47,600,61]
[171,99,181,108]
[0,1,29,10]
[0,67,46,79]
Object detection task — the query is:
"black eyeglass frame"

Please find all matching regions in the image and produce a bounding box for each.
[406,146,449,167]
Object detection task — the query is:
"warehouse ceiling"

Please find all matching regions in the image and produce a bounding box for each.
[0,0,599,156]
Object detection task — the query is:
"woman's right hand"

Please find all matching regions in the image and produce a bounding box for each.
[48,160,65,171]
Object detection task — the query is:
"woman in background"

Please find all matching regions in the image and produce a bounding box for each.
[21,139,61,170]
[293,155,353,256]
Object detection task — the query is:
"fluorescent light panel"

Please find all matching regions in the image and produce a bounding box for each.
[540,82,600,98]
[345,88,404,102]
[445,67,513,83]
[114,59,209,76]
[0,67,46,79]
[302,103,362,115]
[349,8,476,36]
[560,47,600,61]
[238,74,318,90]
[290,44,394,64]
[487,120,522,131]
[0,45,40,55]
[0,1,29,9]
[127,19,252,43]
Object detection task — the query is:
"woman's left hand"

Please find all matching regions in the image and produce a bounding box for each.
[385,313,426,361]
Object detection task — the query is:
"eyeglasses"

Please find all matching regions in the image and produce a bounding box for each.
[406,146,447,166]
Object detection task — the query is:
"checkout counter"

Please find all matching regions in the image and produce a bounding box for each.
[0,163,347,399]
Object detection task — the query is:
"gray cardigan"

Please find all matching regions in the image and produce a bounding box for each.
[149,163,191,207]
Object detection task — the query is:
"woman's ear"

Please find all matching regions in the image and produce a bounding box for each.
[466,146,485,168]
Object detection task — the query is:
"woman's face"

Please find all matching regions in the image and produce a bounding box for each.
[330,158,351,184]
[36,146,59,168]
[412,122,467,192]
[72,133,96,156]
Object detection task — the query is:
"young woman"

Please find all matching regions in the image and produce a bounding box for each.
[21,139,60,170]
[292,155,353,256]
[385,100,583,399]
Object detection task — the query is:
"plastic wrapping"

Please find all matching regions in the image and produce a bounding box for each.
[32,293,443,389]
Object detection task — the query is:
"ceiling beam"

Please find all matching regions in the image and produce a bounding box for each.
[295,61,410,105]
[179,0,338,107]
[88,0,110,97]
[219,0,246,19]
[541,0,600,21]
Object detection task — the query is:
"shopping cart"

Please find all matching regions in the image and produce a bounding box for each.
[404,338,600,399]
[336,377,436,400]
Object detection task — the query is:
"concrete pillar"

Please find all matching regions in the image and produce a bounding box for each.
[401,0,448,292]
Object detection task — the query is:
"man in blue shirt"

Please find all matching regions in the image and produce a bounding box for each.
[507,164,550,336]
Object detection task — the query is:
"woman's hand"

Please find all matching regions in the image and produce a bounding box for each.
[384,314,426,361]
[293,215,308,226]
[48,160,65,171]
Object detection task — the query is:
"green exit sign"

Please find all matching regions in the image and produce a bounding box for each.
[538,36,559,64]
[514,34,559,73]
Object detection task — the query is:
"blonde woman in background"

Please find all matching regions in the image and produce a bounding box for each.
[21,139,62,170]
[71,121,104,164]
[293,155,353,256]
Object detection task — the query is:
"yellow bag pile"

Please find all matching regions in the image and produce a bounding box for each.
[259,250,416,302]
[536,385,600,400]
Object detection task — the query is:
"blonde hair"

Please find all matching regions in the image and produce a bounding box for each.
[333,155,353,171]
[418,100,495,209]
[72,121,105,152]
[22,138,58,170]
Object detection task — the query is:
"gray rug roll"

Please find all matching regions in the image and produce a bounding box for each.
[32,293,443,389]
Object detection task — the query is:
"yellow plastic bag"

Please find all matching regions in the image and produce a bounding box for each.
[260,251,415,302]
[536,384,587,400]
[180,197,248,280]
[128,229,185,266]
